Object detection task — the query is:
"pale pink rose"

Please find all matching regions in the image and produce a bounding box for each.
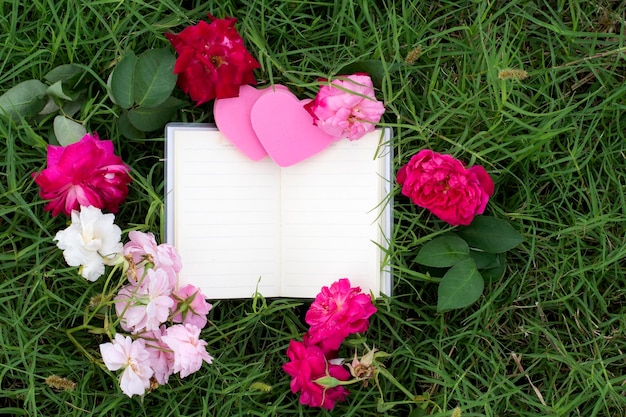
[138,326,175,385]
[171,284,212,329]
[304,73,385,141]
[115,268,175,333]
[31,132,131,217]
[123,231,182,287]
[396,150,494,226]
[161,324,213,378]
[305,278,377,352]
[99,334,153,397]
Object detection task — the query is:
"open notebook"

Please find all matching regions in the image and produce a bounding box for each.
[165,124,393,299]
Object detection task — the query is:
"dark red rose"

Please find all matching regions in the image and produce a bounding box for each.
[165,15,260,105]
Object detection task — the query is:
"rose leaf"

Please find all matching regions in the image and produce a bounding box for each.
[110,51,138,110]
[133,48,177,108]
[415,235,470,268]
[437,258,484,312]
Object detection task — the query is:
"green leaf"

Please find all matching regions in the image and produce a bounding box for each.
[46,80,74,101]
[62,100,83,118]
[437,258,484,312]
[44,64,83,84]
[338,60,386,89]
[457,216,523,253]
[337,60,401,90]
[133,48,177,108]
[480,253,506,282]
[117,111,145,139]
[110,51,138,109]
[0,79,47,120]
[38,98,60,116]
[53,115,87,146]
[408,408,428,417]
[127,96,183,132]
[415,235,469,267]
[469,250,499,269]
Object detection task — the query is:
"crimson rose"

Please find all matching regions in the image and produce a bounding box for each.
[165,15,260,105]
[305,278,377,352]
[396,150,494,226]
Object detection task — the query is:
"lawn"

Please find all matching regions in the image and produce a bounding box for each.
[1,0,626,416]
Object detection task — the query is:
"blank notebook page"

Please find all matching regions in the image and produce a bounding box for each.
[168,127,388,299]
[172,129,282,298]
[279,136,383,297]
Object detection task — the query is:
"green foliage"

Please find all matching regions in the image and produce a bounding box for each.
[44,64,83,85]
[109,51,138,110]
[414,235,470,268]
[133,48,177,108]
[127,97,184,131]
[338,60,387,89]
[108,48,180,137]
[458,216,524,253]
[0,80,47,121]
[414,217,522,311]
[2,0,626,416]
[437,258,483,312]
[0,64,92,145]
[53,115,87,146]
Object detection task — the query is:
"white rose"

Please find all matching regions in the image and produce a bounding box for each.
[54,205,123,281]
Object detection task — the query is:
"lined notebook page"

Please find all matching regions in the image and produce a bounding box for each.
[172,128,282,298]
[166,125,391,299]
[279,131,384,297]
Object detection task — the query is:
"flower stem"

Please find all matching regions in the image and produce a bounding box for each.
[65,324,99,364]
[66,264,126,365]
[376,367,442,413]
[377,366,423,401]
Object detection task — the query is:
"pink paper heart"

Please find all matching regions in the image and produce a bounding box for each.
[214,85,289,161]
[250,89,334,167]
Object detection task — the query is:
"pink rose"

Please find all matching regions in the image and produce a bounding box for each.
[139,326,175,385]
[123,231,182,287]
[115,268,175,333]
[165,15,260,105]
[32,133,131,217]
[282,340,350,410]
[171,284,212,329]
[161,324,213,378]
[304,73,385,141]
[305,278,377,352]
[99,334,153,397]
[396,150,494,226]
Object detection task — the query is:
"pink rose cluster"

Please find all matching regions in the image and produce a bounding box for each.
[32,133,131,217]
[397,150,495,226]
[100,324,212,397]
[305,73,385,141]
[100,231,213,397]
[33,132,214,398]
[283,278,377,409]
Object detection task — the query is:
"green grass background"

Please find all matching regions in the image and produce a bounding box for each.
[2,0,626,415]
